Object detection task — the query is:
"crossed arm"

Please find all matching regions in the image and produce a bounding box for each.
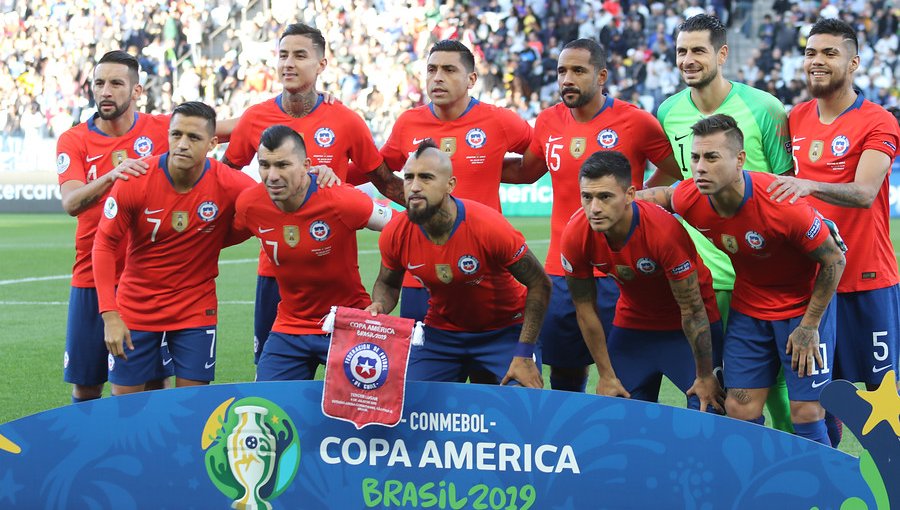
[767,149,890,207]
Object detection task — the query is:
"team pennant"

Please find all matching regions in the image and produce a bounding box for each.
[321,306,423,429]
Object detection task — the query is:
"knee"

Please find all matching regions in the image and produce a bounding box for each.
[73,384,103,400]
[725,389,765,420]
[549,366,588,392]
[790,401,825,423]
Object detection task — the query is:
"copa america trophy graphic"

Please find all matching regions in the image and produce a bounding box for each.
[227,405,277,510]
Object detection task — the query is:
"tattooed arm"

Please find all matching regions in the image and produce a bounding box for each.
[365,264,405,316]
[789,236,846,376]
[634,185,675,212]
[668,273,724,412]
[767,149,890,207]
[366,161,405,205]
[503,248,551,388]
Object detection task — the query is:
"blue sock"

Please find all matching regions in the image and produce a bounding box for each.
[71,395,100,404]
[549,375,587,392]
[793,420,830,446]
[748,415,765,426]
[824,412,843,447]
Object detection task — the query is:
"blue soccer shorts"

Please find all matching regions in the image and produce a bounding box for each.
[256,331,330,381]
[108,326,213,386]
[539,275,618,367]
[833,285,900,385]
[64,287,109,386]
[253,275,281,364]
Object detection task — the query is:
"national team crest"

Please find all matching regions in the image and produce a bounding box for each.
[570,137,586,158]
[809,140,825,162]
[314,127,336,148]
[721,234,739,254]
[636,257,657,274]
[457,255,480,275]
[343,342,390,390]
[111,150,128,167]
[440,137,457,156]
[616,265,635,281]
[284,225,299,247]
[435,264,453,283]
[597,129,619,149]
[465,128,487,149]
[831,135,850,157]
[133,136,153,156]
[197,201,219,222]
[172,211,189,232]
[309,220,330,241]
[745,231,766,250]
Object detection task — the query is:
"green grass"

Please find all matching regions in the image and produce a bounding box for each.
[0,213,883,457]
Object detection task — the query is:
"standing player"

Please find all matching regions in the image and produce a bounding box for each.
[502,38,680,392]
[233,125,392,380]
[93,102,255,395]
[223,23,402,364]
[366,141,550,387]
[654,14,794,432]
[640,115,846,445]
[768,19,900,399]
[561,151,724,412]
[376,40,533,323]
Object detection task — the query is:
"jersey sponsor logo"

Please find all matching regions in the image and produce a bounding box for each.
[284,225,300,247]
[56,153,70,174]
[806,217,821,240]
[145,208,164,215]
[197,201,219,222]
[616,265,635,281]
[811,379,828,389]
[721,234,738,254]
[313,127,336,148]
[86,154,104,162]
[674,132,690,141]
[103,197,118,219]
[407,262,425,270]
[344,342,389,390]
[458,254,480,275]
[636,257,657,274]
[744,231,766,250]
[561,254,573,273]
[258,226,274,234]
[597,129,619,149]
[873,364,891,373]
[465,128,487,149]
[112,150,128,167]
[412,137,427,145]
[547,135,563,143]
[133,136,154,156]
[792,136,807,143]
[439,137,457,156]
[830,135,850,157]
[670,260,692,276]
[570,137,586,158]
[172,211,189,232]
[809,140,824,162]
[309,220,331,241]
[435,264,453,283]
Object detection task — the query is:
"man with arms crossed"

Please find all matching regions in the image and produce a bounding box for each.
[561,150,724,412]
[367,141,550,387]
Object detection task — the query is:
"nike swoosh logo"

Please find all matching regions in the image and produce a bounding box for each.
[674,133,690,141]
[162,357,173,366]
[696,228,711,232]
[86,154,104,162]
[144,208,164,215]
[548,136,563,143]
[258,227,274,234]
[205,361,216,369]
[792,136,806,143]
[590,262,608,267]
[412,138,427,145]
[407,263,425,270]
[811,379,828,388]
[873,365,891,373]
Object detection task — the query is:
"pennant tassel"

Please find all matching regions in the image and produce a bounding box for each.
[411,321,424,346]
[322,306,338,333]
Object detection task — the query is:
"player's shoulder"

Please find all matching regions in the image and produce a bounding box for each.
[136,112,171,128]
[57,121,90,150]
[636,198,678,224]
[656,88,690,121]
[318,99,365,120]
[535,102,568,124]
[858,98,898,123]
[458,197,504,220]
[236,181,267,208]
[789,99,817,120]
[671,179,702,209]
[562,207,590,234]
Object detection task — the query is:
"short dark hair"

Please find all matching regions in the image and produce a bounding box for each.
[97,50,140,85]
[562,39,607,70]
[678,14,727,50]
[171,101,216,136]
[809,18,858,54]
[428,40,475,73]
[280,23,326,58]
[414,138,440,158]
[579,151,631,188]
[691,114,743,154]
[259,124,307,158]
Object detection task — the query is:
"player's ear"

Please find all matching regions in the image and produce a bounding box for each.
[625,185,636,203]
[718,43,728,66]
[207,135,218,154]
[597,67,609,87]
[736,149,746,169]
[849,55,860,73]
[467,70,477,90]
[447,175,457,193]
[317,57,327,75]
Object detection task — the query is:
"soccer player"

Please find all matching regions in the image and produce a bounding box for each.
[561,151,724,412]
[376,39,533,324]
[233,125,393,380]
[768,19,900,398]
[502,38,680,392]
[223,22,402,364]
[93,101,256,395]
[366,141,550,387]
[639,114,846,446]
[654,13,794,432]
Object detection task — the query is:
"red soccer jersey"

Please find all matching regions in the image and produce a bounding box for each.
[56,113,170,287]
[530,97,673,276]
[560,200,720,330]
[789,96,900,292]
[380,98,532,289]
[233,182,374,335]
[672,171,831,320]
[224,94,384,279]
[379,198,529,332]
[93,156,255,330]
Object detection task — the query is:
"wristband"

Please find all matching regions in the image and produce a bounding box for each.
[513,342,535,358]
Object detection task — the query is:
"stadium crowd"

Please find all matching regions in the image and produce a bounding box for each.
[4,0,899,151]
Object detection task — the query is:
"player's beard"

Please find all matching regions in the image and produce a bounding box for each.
[96,100,130,121]
[807,70,849,99]
[685,65,718,90]
[560,86,597,109]
[407,196,444,225]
